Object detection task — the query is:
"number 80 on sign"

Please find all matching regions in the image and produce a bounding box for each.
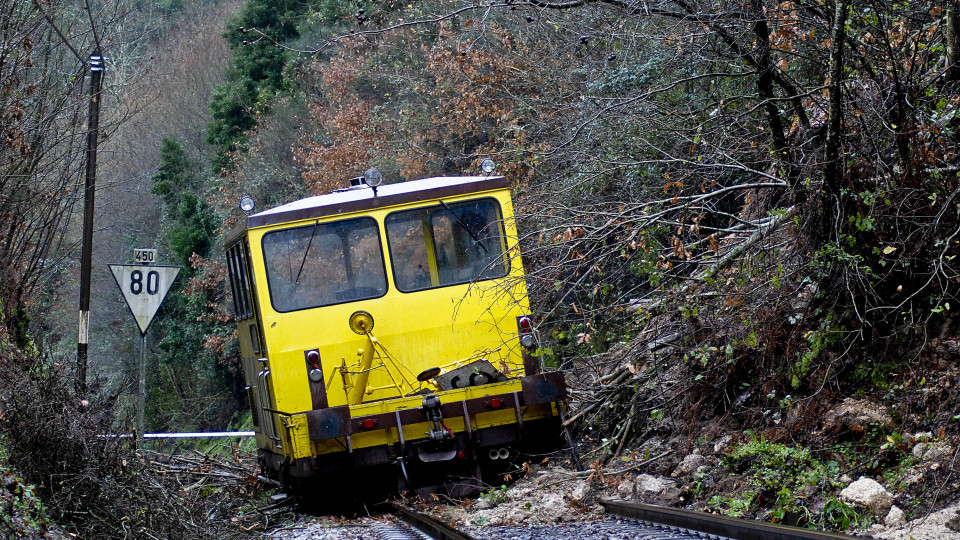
[130,269,161,295]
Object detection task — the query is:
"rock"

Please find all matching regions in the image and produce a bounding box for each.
[616,479,635,499]
[613,473,673,499]
[713,435,733,454]
[822,398,894,431]
[840,476,894,516]
[875,503,960,540]
[439,465,606,527]
[785,405,803,427]
[636,473,672,494]
[568,480,589,501]
[672,453,708,477]
[912,441,954,462]
[886,505,906,528]
[476,497,495,509]
[528,491,566,522]
[901,468,925,486]
[941,339,960,356]
[948,508,960,532]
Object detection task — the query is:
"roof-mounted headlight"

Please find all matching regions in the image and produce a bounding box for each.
[238,195,255,212]
[480,158,497,174]
[364,168,383,197]
[364,168,383,187]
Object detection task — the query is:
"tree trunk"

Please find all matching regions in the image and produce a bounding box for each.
[823,0,848,198]
[948,1,960,82]
[750,0,798,194]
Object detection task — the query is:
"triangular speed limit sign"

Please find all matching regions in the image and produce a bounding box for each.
[109,264,181,335]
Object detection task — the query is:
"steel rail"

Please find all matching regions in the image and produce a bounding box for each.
[389,502,477,540]
[601,500,870,540]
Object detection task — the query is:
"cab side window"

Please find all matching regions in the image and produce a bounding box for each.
[226,241,254,320]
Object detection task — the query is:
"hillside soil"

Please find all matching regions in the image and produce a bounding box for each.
[416,340,960,538]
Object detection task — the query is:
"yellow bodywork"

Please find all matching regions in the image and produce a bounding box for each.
[235,184,542,462]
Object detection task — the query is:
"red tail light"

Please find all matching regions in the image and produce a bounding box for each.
[517,316,536,348]
[518,316,532,332]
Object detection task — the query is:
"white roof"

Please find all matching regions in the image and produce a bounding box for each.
[252,176,501,219]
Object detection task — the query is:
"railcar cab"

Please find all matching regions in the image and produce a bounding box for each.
[224,171,567,496]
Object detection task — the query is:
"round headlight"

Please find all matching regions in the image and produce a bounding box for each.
[480,158,497,174]
[364,168,383,187]
[238,195,255,212]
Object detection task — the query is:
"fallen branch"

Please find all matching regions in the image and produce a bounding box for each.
[629,206,797,317]
[574,450,674,478]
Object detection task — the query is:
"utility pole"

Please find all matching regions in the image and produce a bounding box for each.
[77,52,104,398]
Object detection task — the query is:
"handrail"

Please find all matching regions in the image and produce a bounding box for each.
[99,431,255,439]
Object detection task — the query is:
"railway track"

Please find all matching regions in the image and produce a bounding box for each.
[382,499,867,540]
[271,498,869,539]
[600,500,869,540]
[387,502,478,540]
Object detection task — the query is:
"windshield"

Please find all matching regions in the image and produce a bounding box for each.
[385,199,507,292]
[262,217,387,312]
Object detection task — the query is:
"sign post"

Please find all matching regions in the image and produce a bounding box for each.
[109,253,180,440]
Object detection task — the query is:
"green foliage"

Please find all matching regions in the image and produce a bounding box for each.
[206,0,306,170]
[147,291,238,433]
[169,192,217,267]
[480,485,509,507]
[685,345,718,368]
[791,317,840,388]
[207,81,260,171]
[588,54,664,96]
[821,498,870,530]
[0,467,52,538]
[149,136,239,433]
[5,307,36,354]
[315,0,352,24]
[152,137,217,269]
[708,490,756,518]
[716,432,844,526]
[152,137,198,206]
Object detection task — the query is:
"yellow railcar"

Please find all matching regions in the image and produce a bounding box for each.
[224,172,567,495]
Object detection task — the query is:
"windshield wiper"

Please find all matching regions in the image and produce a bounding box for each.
[294,220,320,286]
[439,200,488,254]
